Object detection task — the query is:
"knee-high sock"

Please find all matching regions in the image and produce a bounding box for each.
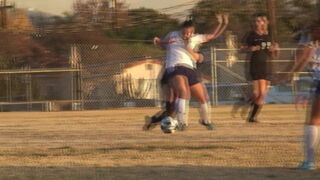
[184,100,190,126]
[249,103,261,120]
[199,103,211,124]
[304,125,319,163]
[176,98,186,124]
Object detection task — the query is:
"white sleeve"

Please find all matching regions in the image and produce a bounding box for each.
[188,34,206,51]
[194,34,207,44]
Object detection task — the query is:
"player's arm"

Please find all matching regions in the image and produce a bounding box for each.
[242,43,261,52]
[289,46,314,108]
[241,33,262,53]
[246,45,261,52]
[269,42,280,59]
[153,34,175,49]
[291,46,313,72]
[288,46,314,79]
[204,13,229,42]
[186,46,204,63]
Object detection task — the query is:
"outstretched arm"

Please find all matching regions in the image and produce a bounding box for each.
[153,37,175,49]
[291,46,314,73]
[280,46,314,83]
[204,13,229,42]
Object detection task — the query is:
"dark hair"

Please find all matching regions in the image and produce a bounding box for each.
[181,20,194,28]
[253,13,268,19]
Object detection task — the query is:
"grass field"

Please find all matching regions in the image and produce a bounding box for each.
[0,105,319,179]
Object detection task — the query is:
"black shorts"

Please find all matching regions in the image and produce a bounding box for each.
[250,72,272,81]
[249,62,272,81]
[172,66,200,86]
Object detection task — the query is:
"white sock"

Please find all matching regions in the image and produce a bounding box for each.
[304,125,319,163]
[184,100,190,126]
[175,98,186,124]
[199,103,211,124]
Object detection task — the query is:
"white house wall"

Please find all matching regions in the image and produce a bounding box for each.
[115,62,163,100]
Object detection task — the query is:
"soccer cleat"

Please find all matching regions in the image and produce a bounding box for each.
[143,116,158,131]
[199,120,215,130]
[298,161,316,170]
[177,123,188,131]
[248,117,259,123]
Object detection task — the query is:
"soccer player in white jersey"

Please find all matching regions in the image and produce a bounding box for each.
[145,14,228,131]
[289,23,320,170]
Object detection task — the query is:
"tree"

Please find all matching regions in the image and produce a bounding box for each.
[190,0,318,44]
[73,0,128,29]
[113,8,179,41]
[6,9,34,32]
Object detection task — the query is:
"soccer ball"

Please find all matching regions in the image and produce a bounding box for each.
[160,116,179,134]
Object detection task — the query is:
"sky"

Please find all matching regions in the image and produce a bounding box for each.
[13,0,195,15]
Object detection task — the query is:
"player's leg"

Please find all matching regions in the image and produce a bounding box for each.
[249,79,269,122]
[170,74,190,130]
[143,70,176,131]
[143,86,175,130]
[300,94,320,170]
[248,80,260,122]
[190,82,215,130]
[184,89,191,126]
[257,79,269,105]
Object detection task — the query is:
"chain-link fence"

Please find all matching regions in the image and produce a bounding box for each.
[209,47,299,105]
[0,43,166,112]
[77,44,164,110]
[0,68,80,111]
[0,43,308,112]
[0,0,317,112]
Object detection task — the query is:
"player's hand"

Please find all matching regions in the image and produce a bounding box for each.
[269,42,279,52]
[153,37,161,46]
[216,14,223,24]
[223,13,229,24]
[249,45,261,52]
[198,54,204,63]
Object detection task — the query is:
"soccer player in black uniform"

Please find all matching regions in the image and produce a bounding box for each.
[244,13,279,123]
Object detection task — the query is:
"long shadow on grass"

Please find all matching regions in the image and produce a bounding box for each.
[0,166,318,180]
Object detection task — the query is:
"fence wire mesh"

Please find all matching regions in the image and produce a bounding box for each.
[0,0,318,111]
[0,44,307,112]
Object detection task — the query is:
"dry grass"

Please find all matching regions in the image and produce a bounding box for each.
[0,105,319,179]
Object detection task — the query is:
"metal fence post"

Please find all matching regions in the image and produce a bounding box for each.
[210,46,214,106]
[292,48,297,103]
[210,46,218,106]
[79,61,84,111]
[6,74,12,102]
[214,48,218,106]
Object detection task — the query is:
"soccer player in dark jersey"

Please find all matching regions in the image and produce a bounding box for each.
[243,13,279,123]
